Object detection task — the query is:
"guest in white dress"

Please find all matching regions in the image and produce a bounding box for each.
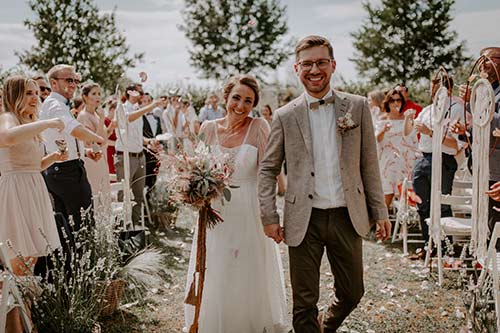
[185,75,289,333]
[375,88,418,208]
[77,82,110,197]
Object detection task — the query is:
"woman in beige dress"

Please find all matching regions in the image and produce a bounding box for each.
[77,82,110,196]
[0,75,67,332]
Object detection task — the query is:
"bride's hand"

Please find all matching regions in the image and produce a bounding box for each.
[264,224,284,244]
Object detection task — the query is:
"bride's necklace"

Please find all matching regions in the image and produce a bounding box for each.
[218,118,248,143]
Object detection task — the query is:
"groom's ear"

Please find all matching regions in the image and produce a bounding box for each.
[293,62,299,75]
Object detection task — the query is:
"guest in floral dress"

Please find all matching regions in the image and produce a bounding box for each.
[375,88,418,208]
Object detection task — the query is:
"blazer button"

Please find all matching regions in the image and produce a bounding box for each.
[308,194,313,199]
[311,172,315,177]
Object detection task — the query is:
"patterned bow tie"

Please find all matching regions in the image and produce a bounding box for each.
[309,95,334,110]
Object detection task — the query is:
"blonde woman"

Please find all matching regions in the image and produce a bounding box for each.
[0,75,66,332]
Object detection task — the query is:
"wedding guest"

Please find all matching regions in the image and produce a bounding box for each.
[259,35,390,333]
[33,74,51,102]
[115,83,163,224]
[40,64,105,231]
[142,92,162,195]
[163,93,184,152]
[367,89,385,123]
[396,83,423,117]
[198,92,226,122]
[0,74,67,333]
[185,74,288,332]
[70,95,84,118]
[375,88,418,208]
[180,97,200,153]
[260,104,286,195]
[0,75,65,271]
[104,99,117,174]
[452,46,500,246]
[152,94,168,133]
[261,104,273,125]
[181,98,200,136]
[77,82,110,196]
[408,76,464,259]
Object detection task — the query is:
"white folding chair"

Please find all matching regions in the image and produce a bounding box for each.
[425,193,473,285]
[391,178,424,255]
[109,179,135,230]
[0,243,32,333]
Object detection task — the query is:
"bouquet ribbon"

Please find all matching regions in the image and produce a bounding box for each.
[185,202,223,333]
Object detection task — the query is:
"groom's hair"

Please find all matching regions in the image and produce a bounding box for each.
[295,35,334,61]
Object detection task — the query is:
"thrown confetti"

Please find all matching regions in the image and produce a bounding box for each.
[139,71,148,82]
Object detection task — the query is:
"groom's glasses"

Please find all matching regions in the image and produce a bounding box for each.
[297,59,333,71]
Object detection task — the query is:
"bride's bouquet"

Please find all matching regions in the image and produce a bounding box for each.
[166,140,235,227]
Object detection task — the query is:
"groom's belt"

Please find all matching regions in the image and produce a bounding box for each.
[312,207,347,214]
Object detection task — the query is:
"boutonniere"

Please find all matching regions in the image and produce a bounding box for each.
[336,111,359,134]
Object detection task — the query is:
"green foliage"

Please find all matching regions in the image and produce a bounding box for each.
[17,0,143,93]
[180,0,293,80]
[351,0,471,85]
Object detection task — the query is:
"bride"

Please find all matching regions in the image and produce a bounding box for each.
[184,75,289,333]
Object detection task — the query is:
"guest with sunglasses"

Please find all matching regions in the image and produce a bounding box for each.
[40,64,105,231]
[33,75,51,103]
[375,88,418,209]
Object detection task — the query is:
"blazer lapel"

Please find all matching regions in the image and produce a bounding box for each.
[293,94,314,161]
[334,91,348,159]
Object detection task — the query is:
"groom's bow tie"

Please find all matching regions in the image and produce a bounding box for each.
[309,95,334,110]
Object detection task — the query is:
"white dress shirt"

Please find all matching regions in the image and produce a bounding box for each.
[416,96,464,155]
[115,101,144,153]
[305,90,346,209]
[40,92,84,162]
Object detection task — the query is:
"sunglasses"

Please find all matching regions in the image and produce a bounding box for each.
[389,98,402,103]
[54,77,81,85]
[40,86,51,93]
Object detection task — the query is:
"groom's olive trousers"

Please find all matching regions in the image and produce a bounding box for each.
[289,207,364,333]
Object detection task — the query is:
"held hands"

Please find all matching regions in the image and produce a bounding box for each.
[375,219,391,242]
[264,224,284,244]
[383,122,392,132]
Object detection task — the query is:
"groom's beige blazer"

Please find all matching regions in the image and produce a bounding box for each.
[258,90,388,247]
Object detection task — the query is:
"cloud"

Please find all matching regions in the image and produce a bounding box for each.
[0,23,33,67]
[313,2,365,21]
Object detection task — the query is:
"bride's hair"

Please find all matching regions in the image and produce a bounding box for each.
[223,75,260,107]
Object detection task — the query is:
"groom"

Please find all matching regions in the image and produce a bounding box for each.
[258,35,391,332]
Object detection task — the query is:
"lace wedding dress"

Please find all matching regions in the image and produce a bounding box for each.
[185,118,289,333]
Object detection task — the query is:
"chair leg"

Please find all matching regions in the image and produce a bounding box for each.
[392,218,400,243]
[142,190,152,226]
[402,222,408,256]
[437,239,443,287]
[424,236,433,267]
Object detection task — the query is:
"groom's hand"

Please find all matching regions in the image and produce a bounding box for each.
[375,219,391,242]
[264,224,284,244]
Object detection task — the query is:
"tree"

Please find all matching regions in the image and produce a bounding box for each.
[351,0,470,85]
[180,0,293,80]
[17,0,143,93]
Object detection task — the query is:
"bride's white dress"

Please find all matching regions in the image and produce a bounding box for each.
[185,118,289,333]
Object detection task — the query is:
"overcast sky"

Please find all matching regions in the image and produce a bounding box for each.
[0,0,499,90]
